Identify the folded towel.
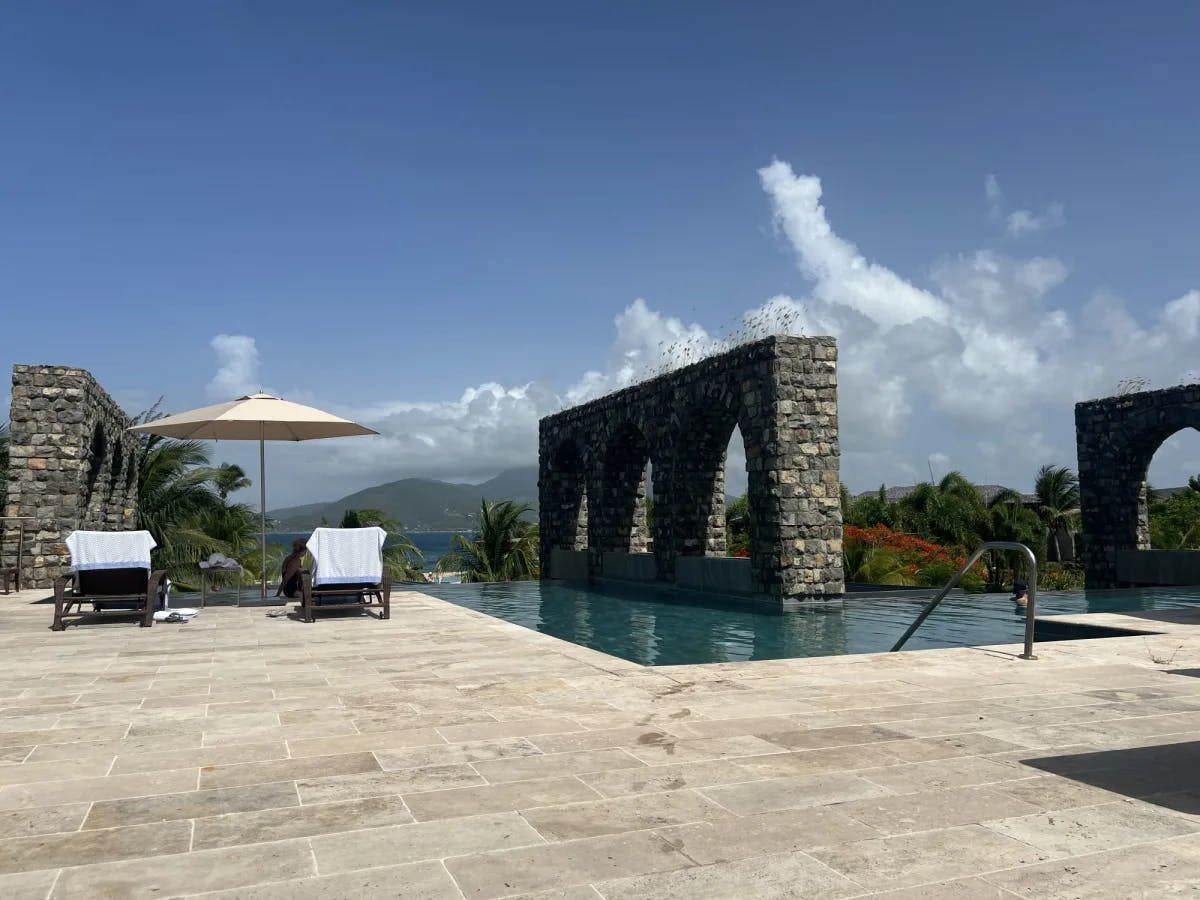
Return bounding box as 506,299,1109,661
307,527,386,586
66,531,157,571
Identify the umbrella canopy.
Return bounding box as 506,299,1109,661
129,394,378,603
130,394,377,442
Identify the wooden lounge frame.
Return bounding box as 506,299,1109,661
299,571,391,623
52,567,166,631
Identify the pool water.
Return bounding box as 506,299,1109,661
415,580,1200,666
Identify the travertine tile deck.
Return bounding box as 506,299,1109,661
1,588,1200,898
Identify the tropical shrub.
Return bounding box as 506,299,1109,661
436,499,539,582
843,524,985,591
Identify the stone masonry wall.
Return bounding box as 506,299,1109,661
5,365,138,588
1076,384,1200,588
539,335,843,599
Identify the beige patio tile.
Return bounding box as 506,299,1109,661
833,784,1041,835
985,800,1200,856
311,812,546,873
0,725,128,749
24,732,201,762
701,771,894,815
0,819,191,874
733,744,904,777
0,868,62,900
375,737,543,771
50,838,316,898
84,781,300,830
595,850,861,899
807,824,1050,891
530,727,678,754
404,775,601,821
0,802,90,839
109,740,288,775
199,750,379,789
0,768,199,811
436,717,584,743
578,758,767,798
473,748,645,784
623,734,784,765
297,765,485,804
177,859,463,899
856,756,1028,793
192,795,413,849
986,774,1125,811
445,831,692,899
520,789,724,841
287,728,446,758
655,805,878,863
761,723,911,750
0,757,114,787
863,876,1022,898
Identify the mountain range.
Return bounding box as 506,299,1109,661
269,466,539,532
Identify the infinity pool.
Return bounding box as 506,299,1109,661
416,580,1200,666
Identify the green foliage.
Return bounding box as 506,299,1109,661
842,543,912,586
726,493,750,556
845,484,898,529
436,499,539,582
896,472,986,547
1149,480,1200,549
1040,562,1086,591
337,508,424,580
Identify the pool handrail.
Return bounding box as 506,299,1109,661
889,541,1038,660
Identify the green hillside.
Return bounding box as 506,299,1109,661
270,466,538,531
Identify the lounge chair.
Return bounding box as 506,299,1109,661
299,526,391,623
53,530,166,631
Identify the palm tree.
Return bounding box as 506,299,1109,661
212,463,251,500
981,489,1045,589
338,508,423,580
896,472,985,548
436,499,539,582
1033,464,1080,562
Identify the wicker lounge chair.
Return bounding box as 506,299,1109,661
299,526,391,623
52,530,165,631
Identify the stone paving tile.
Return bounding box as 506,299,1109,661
311,812,546,873
595,850,862,899
701,771,894,815
832,784,1042,835
0,725,128,749
193,794,414,849
656,805,878,863
0,768,199,811
807,824,1051,891
286,727,446,757
473,748,646,784
24,732,201,762
177,859,464,899
445,831,692,899
577,758,765,798
0,868,62,900
734,744,904,777
622,734,784,765
982,833,1200,898
0,757,113,786
110,740,288,775
376,736,544,770
530,727,680,754
199,750,379,789
84,781,300,830
0,802,90,839
861,876,1022,898
856,756,1029,793
296,765,485,804
985,800,1200,856
50,839,317,899
761,724,911,750
437,717,586,743
0,819,192,874
985,774,1126,811
405,775,601,822
519,789,725,841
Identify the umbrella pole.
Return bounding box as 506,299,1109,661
260,426,267,604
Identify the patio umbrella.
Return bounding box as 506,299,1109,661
129,394,378,601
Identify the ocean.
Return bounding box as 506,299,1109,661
268,531,463,570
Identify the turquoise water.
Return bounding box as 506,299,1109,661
415,580,1200,666
270,531,459,570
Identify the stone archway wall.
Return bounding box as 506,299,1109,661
1076,384,1200,588
538,335,843,599
5,365,138,588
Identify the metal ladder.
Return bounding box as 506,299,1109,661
890,541,1038,660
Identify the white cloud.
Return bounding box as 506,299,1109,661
206,335,265,400
984,174,1065,236
214,162,1200,507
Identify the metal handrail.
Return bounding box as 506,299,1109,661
889,541,1038,660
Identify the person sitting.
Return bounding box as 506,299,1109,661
278,539,307,599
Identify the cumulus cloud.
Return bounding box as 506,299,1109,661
206,335,265,400
218,162,1200,506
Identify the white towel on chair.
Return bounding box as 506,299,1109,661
66,530,157,571
307,527,386,586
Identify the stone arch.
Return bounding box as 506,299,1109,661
81,421,107,514
595,420,651,554
1076,385,1200,587
544,437,588,553
538,336,843,600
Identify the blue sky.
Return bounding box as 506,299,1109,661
3,2,1199,506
